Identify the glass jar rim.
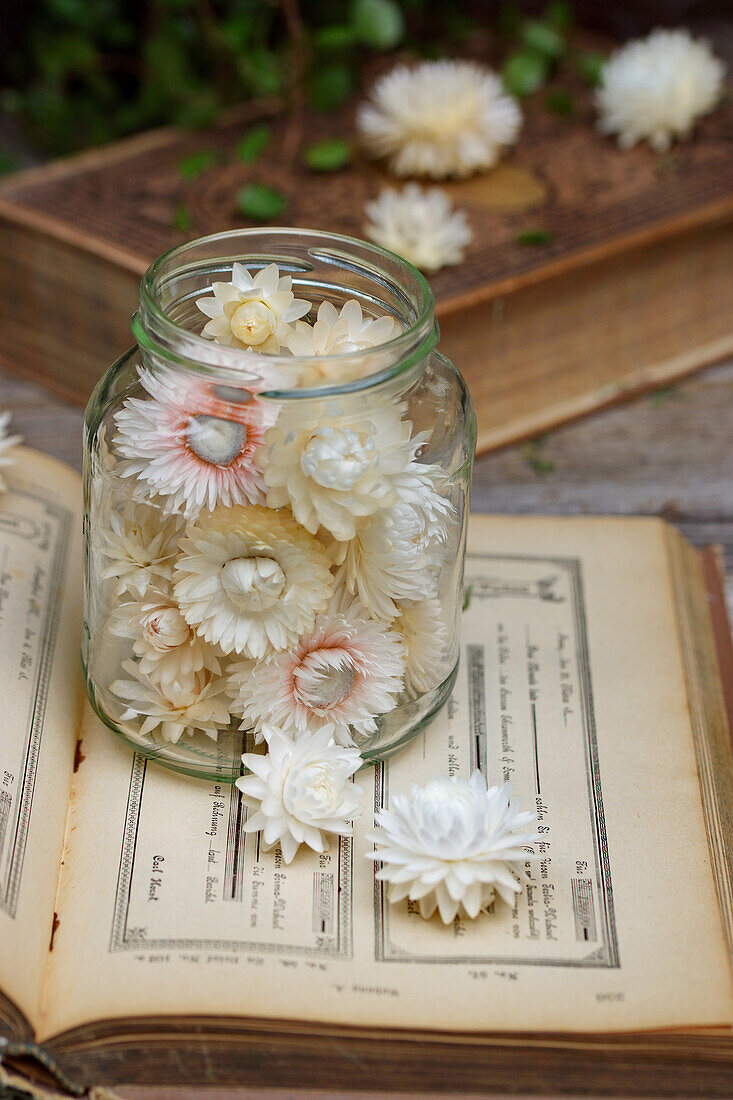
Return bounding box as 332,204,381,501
135,227,437,398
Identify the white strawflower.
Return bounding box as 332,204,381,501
196,262,311,353
108,593,221,693
109,661,231,743
394,598,448,695
368,773,537,923
228,598,405,745
237,727,363,863
0,409,22,492
114,371,274,520
358,60,521,178
330,502,443,622
287,299,401,357
259,404,421,542
596,29,725,152
365,185,473,273
173,505,333,658
100,505,181,599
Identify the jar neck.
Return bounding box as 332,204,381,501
133,228,437,400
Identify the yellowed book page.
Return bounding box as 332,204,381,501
40,516,733,1041
0,447,83,1031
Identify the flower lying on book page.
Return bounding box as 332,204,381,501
0,409,22,492
368,772,538,923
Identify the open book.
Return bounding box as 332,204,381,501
1,447,732,1096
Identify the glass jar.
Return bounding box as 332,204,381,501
83,229,475,781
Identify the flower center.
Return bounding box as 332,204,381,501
220,555,286,611
186,415,246,466
230,300,275,346
283,762,338,817
144,607,191,650
293,649,357,711
300,427,373,490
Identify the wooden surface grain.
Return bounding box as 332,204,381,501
2,358,731,613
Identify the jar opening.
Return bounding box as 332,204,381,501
135,228,436,398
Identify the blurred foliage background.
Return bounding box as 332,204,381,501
0,0,724,161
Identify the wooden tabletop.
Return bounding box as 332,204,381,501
2,358,732,615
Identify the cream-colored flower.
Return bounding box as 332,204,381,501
0,409,22,492
368,773,537,923
330,502,442,622
259,403,420,542
228,598,405,745
358,60,521,179
100,505,181,599
173,505,333,658
596,29,725,152
196,262,311,353
287,300,400,357
365,185,472,273
109,661,231,743
109,592,221,692
237,727,363,863
394,598,448,695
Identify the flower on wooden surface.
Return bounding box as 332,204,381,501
227,597,405,745
109,592,221,693
258,403,420,542
100,504,181,599
596,29,725,152
365,185,472,274
368,773,537,923
236,727,363,863
109,660,230,743
173,504,333,659
196,262,311,353
114,371,274,520
286,299,401,359
358,60,521,179
0,409,22,493
394,598,448,695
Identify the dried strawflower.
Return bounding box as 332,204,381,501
173,504,333,658
259,403,422,542
365,185,472,274
109,661,231,743
115,371,273,519
236,727,363,863
358,60,521,179
0,409,22,492
228,598,405,745
596,29,725,152
109,593,221,693
368,773,537,923
286,300,400,357
196,262,310,353
100,504,181,599
330,501,444,622
394,598,448,695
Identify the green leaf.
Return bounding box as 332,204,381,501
235,124,271,163
502,51,550,97
545,88,575,116
576,50,606,87
0,153,18,176
172,203,193,233
237,183,288,221
520,20,565,60
516,228,556,246
178,149,217,180
543,1,574,30
520,437,555,475
350,0,404,50
304,138,352,171
314,25,357,50
308,64,354,112
462,584,474,612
